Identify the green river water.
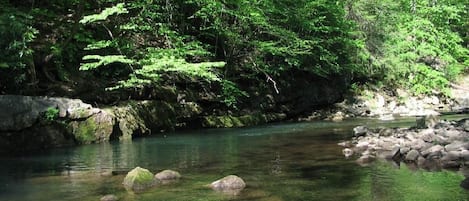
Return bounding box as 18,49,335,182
1,116,469,201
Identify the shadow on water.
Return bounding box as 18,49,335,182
0,116,469,200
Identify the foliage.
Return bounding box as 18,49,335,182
0,4,38,88
221,80,249,108
79,2,226,92
0,7,37,67
79,3,128,24
347,0,469,95
188,0,361,77
2,0,468,108
79,3,135,72
44,107,60,121
80,55,135,70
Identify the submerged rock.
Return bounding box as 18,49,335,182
356,155,375,165
154,170,181,184
123,167,156,192
210,175,246,194
100,194,118,201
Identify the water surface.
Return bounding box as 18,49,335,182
0,117,468,201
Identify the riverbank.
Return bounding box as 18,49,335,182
0,95,288,154
339,116,469,170
2,74,468,155
301,75,469,122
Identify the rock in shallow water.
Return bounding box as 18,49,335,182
353,126,368,137
356,155,375,166
100,194,118,201
210,175,246,195
342,148,354,157
122,167,156,192
390,146,401,161
405,150,420,161
155,169,181,184
421,145,444,157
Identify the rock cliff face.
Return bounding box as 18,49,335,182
0,95,191,154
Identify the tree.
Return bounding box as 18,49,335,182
347,0,469,95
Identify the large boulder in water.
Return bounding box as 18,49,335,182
0,95,114,153
0,95,99,131
123,167,156,192
209,175,246,194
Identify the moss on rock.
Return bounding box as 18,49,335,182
123,167,156,192
67,111,114,144
74,117,97,144
202,113,286,128
112,100,178,140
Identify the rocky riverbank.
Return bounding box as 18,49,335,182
0,95,289,154
339,116,469,170
0,70,348,154
302,75,469,121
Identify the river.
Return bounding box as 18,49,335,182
0,116,468,201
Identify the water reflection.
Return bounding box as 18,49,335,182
0,118,469,201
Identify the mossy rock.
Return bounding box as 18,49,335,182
67,111,114,144
123,167,157,192
112,100,178,140
202,113,286,128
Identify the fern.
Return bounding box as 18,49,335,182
83,40,113,50
79,55,135,70
114,56,224,89
79,3,128,24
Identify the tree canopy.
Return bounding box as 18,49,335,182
0,0,467,100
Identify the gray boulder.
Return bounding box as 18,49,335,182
353,126,368,137
405,150,420,161
0,95,115,153
0,95,96,131
458,119,469,132
342,148,354,157
210,175,246,194
155,170,181,184
416,115,439,129
461,150,469,161
400,147,411,155
442,151,461,161
421,145,444,157
390,146,401,161
445,141,469,152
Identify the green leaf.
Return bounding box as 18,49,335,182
0,62,9,68
80,3,128,24
84,40,113,50
80,55,135,70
